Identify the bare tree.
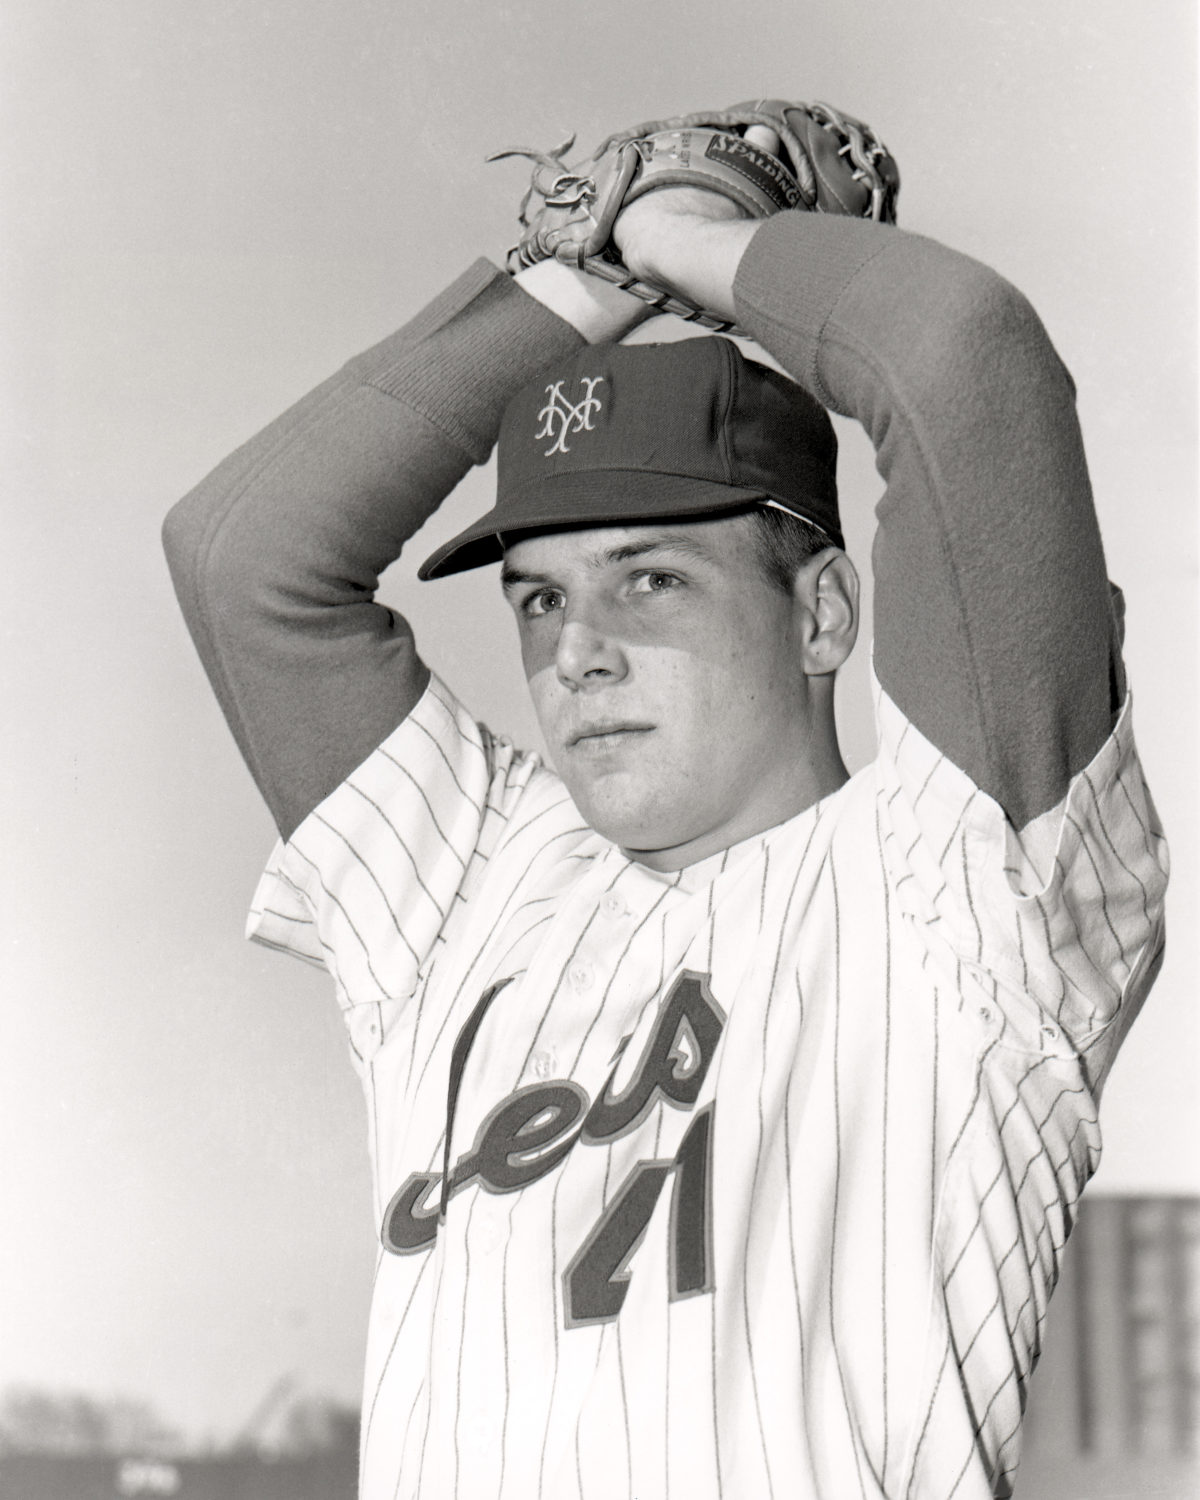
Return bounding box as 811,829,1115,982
0,1387,180,1455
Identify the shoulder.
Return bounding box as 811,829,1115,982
870,669,1167,1066
246,673,590,1000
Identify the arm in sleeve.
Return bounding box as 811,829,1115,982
733,214,1123,828
162,261,585,840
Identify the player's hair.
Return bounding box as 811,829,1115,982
747,506,836,592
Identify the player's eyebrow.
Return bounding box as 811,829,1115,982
500,531,718,593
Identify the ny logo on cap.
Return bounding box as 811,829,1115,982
535,377,605,456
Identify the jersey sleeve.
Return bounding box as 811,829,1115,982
872,666,1168,1083
245,673,575,1008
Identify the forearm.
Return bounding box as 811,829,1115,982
164,261,586,839
731,213,1119,824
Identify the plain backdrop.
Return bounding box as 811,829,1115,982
1,0,1195,1445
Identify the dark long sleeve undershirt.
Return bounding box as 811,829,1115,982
164,263,585,837
164,216,1121,841
735,215,1121,828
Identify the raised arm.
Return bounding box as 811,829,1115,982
612,200,1122,828
164,262,647,839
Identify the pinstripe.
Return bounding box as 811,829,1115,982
1007,1078,1096,1205
966,1167,1077,1364
247,930,329,968
394,1375,427,1500
928,1037,1002,1270
414,1230,452,1496
361,1252,434,1458
936,791,974,869
1028,891,1069,1023
497,1221,512,1500
368,1048,384,1219
928,958,940,1245
616,1304,634,1500
826,849,870,1500
903,1340,953,1495
959,832,985,964
315,802,446,938
1113,761,1153,841
409,707,479,800
493,792,587,857
940,1061,1058,1289
1013,899,1030,994
1083,767,1153,925
571,1149,620,1499
1044,848,1123,1003
375,756,468,876
1063,807,1131,977
258,903,313,926
451,1190,483,1495
537,1193,565,1499
285,845,393,994
911,749,940,808
736,851,777,1500
340,783,455,922
663,1124,674,1500
781,1054,814,1493
875,794,893,1480
943,1358,1021,1500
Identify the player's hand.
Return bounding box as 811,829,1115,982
606,126,781,323
611,127,779,293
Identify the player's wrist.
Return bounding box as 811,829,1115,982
614,204,759,325
514,259,655,343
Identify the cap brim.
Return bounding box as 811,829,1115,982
418,469,771,580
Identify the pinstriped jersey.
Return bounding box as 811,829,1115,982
248,670,1166,1500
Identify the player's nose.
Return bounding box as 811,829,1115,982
555,612,629,690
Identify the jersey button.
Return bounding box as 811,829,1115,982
601,891,626,918
569,962,594,991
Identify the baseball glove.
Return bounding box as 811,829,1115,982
489,98,899,333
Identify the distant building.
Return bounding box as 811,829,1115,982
1,1197,1196,1499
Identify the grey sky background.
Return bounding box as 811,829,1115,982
2,0,1195,1445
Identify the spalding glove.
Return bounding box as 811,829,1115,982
489,98,900,333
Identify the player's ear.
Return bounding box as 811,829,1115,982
792,549,859,676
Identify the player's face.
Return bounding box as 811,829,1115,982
501,515,851,871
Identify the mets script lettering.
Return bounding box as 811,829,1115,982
535,376,605,456
382,970,725,1324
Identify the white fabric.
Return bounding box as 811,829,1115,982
248,672,1166,1500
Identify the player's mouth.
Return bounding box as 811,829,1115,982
567,723,655,752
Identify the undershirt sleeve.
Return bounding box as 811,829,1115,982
733,214,1124,828
163,262,584,840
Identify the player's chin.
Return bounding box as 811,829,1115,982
566,775,697,856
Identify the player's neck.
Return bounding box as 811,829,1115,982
624,732,849,874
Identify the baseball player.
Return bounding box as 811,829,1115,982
164,100,1167,1499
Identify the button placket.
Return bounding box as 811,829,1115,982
568,962,595,992
601,890,627,919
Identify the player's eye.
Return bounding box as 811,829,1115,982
522,587,566,618
629,570,682,595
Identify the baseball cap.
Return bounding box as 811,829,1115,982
417,336,841,580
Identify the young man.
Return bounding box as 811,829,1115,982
164,112,1166,1499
